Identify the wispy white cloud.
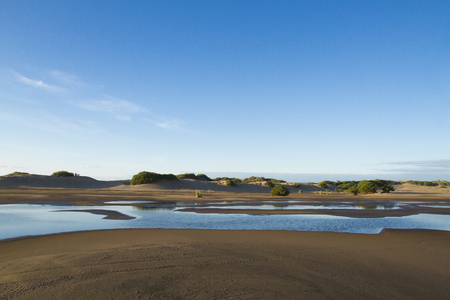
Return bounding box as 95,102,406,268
49,70,84,87
155,119,186,129
73,96,146,121
11,71,64,93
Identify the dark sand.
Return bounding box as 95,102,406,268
1,229,449,299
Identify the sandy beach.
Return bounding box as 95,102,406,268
1,229,449,299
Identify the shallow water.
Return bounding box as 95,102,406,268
0,203,449,240
183,204,401,210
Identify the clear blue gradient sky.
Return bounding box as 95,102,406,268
1,0,449,181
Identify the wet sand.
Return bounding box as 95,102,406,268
1,229,449,299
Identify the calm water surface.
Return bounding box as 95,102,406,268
0,203,449,240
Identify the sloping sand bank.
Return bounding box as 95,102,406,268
1,229,449,299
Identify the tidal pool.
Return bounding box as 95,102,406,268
0,203,449,240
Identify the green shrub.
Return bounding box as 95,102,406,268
381,184,395,193
195,191,203,198
270,185,290,196
242,176,285,184
225,179,236,186
292,183,300,188
131,171,159,185
4,172,30,177
318,182,328,189
408,180,436,186
197,174,212,181
214,177,241,183
320,180,335,185
159,174,178,180
357,181,378,194
338,182,356,189
131,171,178,185
372,179,394,188
438,180,449,188
346,185,359,195
298,189,303,193
264,181,275,187
177,173,197,180
51,171,75,177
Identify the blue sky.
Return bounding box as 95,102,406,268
1,0,449,181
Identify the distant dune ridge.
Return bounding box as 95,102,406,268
0,174,126,189
0,173,449,194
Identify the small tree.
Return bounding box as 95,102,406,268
270,185,290,196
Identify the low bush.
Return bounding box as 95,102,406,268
225,179,236,186
213,177,241,183
270,185,290,196
4,172,30,177
197,174,212,181
177,173,197,180
159,174,178,180
408,180,436,186
438,180,450,188
264,181,275,187
130,171,178,185
318,182,328,189
51,171,75,177
381,184,395,193
195,191,203,198
242,176,285,184
357,181,378,194
337,182,357,189
131,171,159,185
292,183,300,188
320,180,335,185
372,179,394,188
346,185,359,195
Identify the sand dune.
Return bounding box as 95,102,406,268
3,174,449,195
0,174,126,189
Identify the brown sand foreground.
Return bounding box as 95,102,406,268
1,229,449,299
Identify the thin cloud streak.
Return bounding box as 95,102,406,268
12,71,64,93
155,119,186,129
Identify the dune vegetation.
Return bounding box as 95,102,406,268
51,171,76,177
270,185,290,196
4,171,30,177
